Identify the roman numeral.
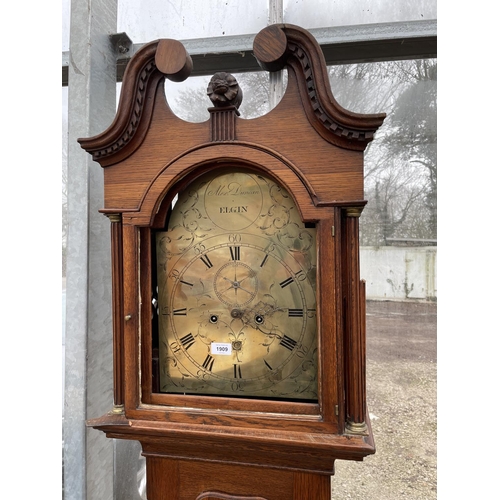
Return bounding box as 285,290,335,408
229,246,240,261
264,359,273,371
288,309,304,317
260,254,269,267
200,254,213,269
280,335,298,351
233,364,242,378
279,276,294,288
179,333,195,350
202,354,215,371
180,280,193,287
173,308,187,315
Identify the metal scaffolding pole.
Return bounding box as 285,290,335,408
269,0,284,110
64,0,116,498
62,20,437,86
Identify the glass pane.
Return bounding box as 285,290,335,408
284,0,437,28
327,60,437,252
118,0,268,43
328,59,437,497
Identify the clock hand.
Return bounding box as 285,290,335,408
238,274,254,285
236,284,254,296
221,276,253,295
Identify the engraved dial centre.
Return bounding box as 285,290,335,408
214,261,258,307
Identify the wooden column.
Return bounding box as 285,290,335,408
209,106,238,141
121,223,142,410
107,213,125,412
343,207,367,434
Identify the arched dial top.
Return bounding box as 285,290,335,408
155,169,318,401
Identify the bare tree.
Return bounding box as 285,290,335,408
387,60,437,239
329,60,437,244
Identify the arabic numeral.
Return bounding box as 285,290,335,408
265,242,276,254
231,380,244,392
295,270,306,281
170,341,181,354
168,268,180,281
228,234,241,243
296,345,308,358
193,243,206,255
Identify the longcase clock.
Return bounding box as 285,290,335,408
80,24,386,500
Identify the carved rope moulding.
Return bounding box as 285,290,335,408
93,60,157,160
288,43,372,143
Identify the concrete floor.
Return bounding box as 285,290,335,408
331,300,437,499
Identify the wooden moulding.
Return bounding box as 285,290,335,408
86,411,375,475
253,24,386,151
78,24,385,170
196,493,268,500
77,39,193,167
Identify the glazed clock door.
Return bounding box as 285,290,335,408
155,168,318,402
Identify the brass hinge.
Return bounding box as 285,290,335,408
332,225,335,237
335,404,339,416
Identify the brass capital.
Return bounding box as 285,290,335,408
345,420,368,436
106,213,122,223
345,207,364,218
111,404,125,415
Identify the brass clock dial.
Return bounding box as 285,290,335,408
156,169,317,401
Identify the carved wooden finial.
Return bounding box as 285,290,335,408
207,72,243,109
155,39,193,82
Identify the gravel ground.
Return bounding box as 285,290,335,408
331,300,437,499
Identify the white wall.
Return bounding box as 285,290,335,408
360,246,437,301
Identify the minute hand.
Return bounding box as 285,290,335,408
222,277,254,296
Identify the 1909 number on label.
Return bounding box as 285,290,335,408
211,342,232,355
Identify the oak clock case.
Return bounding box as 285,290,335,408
154,168,318,402
79,25,386,500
